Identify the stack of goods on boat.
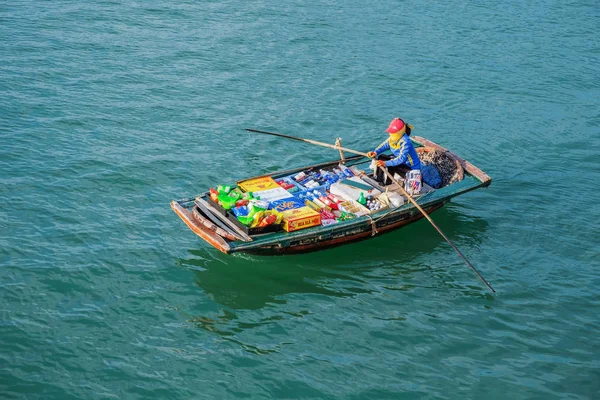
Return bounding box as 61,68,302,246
206,164,410,234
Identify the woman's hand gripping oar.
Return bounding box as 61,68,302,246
246,128,496,293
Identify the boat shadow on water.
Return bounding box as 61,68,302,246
175,204,490,345
178,204,490,308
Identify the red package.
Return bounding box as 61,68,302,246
235,199,249,207
319,196,339,210
277,180,295,190
258,214,277,227
209,188,219,202
327,194,341,203
320,209,336,220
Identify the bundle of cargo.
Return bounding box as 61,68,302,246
202,162,397,234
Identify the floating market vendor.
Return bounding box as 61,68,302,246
367,117,421,184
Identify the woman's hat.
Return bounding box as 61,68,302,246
385,118,405,134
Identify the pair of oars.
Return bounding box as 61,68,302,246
246,128,496,294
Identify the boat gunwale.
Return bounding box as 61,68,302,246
411,136,492,186
228,176,484,252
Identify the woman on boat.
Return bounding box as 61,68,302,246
367,117,421,184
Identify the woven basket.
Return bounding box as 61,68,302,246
416,147,464,186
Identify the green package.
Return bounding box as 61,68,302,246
246,203,266,218
237,216,254,226
217,185,232,195
229,188,243,200
217,193,237,210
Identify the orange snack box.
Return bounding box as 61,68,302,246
238,176,280,192
281,206,321,232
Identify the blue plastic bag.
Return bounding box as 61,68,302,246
232,205,249,217
421,164,442,189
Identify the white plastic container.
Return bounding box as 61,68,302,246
404,170,422,195
329,180,381,203
253,187,295,202
369,160,377,171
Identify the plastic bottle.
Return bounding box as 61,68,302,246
321,170,339,184
357,192,366,205
333,168,346,180
293,172,307,182
339,164,354,178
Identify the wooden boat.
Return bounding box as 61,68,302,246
171,136,491,255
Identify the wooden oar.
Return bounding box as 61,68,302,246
379,168,495,293
246,128,496,293
246,128,370,157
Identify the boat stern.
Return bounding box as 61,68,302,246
170,199,231,253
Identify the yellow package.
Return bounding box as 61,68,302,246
238,176,280,192
250,211,265,228
270,209,283,224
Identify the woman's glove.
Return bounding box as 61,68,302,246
375,160,387,168
367,151,377,158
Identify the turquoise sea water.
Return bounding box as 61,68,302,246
2,0,599,398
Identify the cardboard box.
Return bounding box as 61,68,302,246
238,176,280,192
281,207,321,232
338,200,370,217
329,179,381,203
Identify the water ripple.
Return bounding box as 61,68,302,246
2,0,599,398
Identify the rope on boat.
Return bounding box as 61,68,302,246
366,214,379,236
366,190,435,236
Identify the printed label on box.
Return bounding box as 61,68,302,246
281,206,321,232
238,176,280,192
253,187,294,202
271,198,305,212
